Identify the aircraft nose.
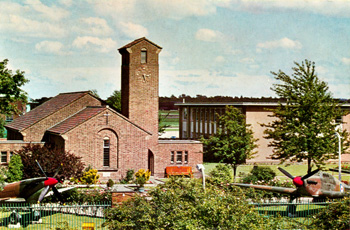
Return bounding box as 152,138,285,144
293,177,303,187
44,177,58,187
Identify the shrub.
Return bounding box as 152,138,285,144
43,187,111,203
104,177,285,229
310,198,350,230
6,154,23,182
134,169,151,187
241,166,276,184
207,164,232,185
80,168,100,185
107,179,114,188
120,169,134,184
16,144,84,180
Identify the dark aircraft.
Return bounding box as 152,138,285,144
0,176,64,203
233,167,350,215
0,161,68,225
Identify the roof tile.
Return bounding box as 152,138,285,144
6,92,90,131
47,106,106,134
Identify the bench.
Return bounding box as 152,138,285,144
166,166,193,177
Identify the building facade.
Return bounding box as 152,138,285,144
177,100,350,163
1,38,203,180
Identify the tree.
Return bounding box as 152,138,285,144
0,59,29,137
202,106,258,182
6,154,23,182
89,89,100,98
106,90,121,112
158,111,171,135
262,60,350,173
16,144,85,180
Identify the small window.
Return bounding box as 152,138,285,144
103,138,110,167
171,151,174,164
1,152,7,163
184,151,188,164
141,49,147,63
6,115,13,122
176,151,182,163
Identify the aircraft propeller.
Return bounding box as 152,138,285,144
278,167,319,187
36,160,64,203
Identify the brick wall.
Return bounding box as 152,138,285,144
0,141,44,164
156,140,203,178
59,108,152,181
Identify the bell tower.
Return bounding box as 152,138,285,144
118,38,162,136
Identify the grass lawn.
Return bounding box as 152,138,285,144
203,163,350,182
0,212,107,229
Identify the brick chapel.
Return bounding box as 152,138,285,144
1,38,203,180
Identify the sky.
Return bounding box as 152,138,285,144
0,0,349,100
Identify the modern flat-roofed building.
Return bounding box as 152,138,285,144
176,99,350,163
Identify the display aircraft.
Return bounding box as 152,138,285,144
234,167,350,200
233,167,350,215
0,161,70,226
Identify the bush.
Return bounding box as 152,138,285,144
80,168,100,185
107,179,114,188
104,177,285,229
134,169,151,187
16,144,84,180
207,164,232,185
241,166,276,184
120,169,134,184
6,154,23,182
310,198,350,230
43,187,111,203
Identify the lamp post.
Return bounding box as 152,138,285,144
335,131,342,181
196,164,205,191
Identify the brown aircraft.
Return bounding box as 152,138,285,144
233,167,350,201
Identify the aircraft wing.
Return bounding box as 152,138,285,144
44,187,75,197
233,183,297,195
317,190,350,199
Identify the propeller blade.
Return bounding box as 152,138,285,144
53,163,63,178
278,167,294,179
52,186,64,203
306,180,318,185
38,186,50,202
302,169,320,180
36,160,48,178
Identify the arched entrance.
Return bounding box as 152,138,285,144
148,150,154,176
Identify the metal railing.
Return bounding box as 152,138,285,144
0,202,111,229
252,201,330,229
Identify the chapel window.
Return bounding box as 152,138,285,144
103,138,110,167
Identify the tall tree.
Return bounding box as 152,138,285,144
262,60,350,173
202,106,258,182
106,90,121,112
0,59,29,137
6,154,23,183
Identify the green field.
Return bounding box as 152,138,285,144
203,163,350,182
0,212,107,229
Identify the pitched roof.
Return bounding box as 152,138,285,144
47,106,106,134
6,91,93,131
118,37,162,50
47,106,152,135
